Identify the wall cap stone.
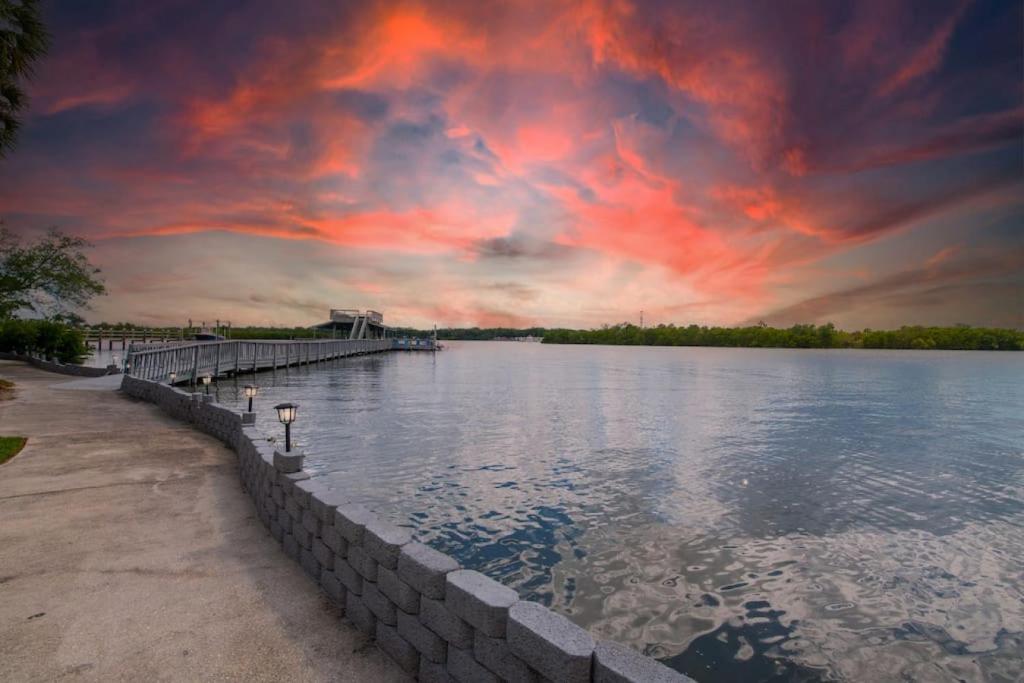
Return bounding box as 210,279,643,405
594,640,695,683
445,569,518,637
399,542,459,599
508,600,594,682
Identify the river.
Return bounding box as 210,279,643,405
211,341,1024,682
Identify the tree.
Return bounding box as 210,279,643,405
1,0,49,157
0,227,106,319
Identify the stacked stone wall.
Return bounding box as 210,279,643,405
121,374,691,683
0,351,118,377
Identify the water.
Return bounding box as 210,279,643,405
213,342,1024,682
84,347,123,368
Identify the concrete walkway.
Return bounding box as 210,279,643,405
0,361,407,682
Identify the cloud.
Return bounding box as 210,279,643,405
755,248,1024,327
0,0,1020,328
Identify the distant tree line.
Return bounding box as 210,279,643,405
540,323,1023,351
393,326,548,340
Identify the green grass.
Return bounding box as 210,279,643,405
0,436,27,465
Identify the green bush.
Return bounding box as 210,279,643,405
0,319,87,363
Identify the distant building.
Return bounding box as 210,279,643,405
313,309,391,340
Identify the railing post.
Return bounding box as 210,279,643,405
214,343,221,378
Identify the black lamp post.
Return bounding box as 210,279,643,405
201,374,212,394
274,402,298,452
244,384,258,412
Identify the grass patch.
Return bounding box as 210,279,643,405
0,436,27,465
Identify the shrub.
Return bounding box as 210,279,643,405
0,318,87,364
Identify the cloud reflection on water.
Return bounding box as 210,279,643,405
216,342,1024,682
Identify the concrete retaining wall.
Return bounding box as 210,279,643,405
0,351,118,377
121,374,692,683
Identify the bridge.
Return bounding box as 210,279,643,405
126,338,394,384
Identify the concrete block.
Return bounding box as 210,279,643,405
292,478,321,508
362,581,397,625
364,519,412,569
278,511,292,535
310,487,350,522
594,640,694,683
284,496,301,521
321,570,346,606
293,525,314,551
283,532,299,561
397,609,446,663
420,596,474,649
300,548,322,582
241,411,256,425
302,509,322,536
345,591,376,635
376,622,420,674
273,448,304,473
334,557,364,595
271,484,284,506
399,542,459,599
475,631,540,683
312,539,335,570
445,570,518,637
448,645,499,683
334,503,376,545
419,657,454,683
322,524,347,556
269,520,283,543
377,566,420,613
507,601,594,683
347,544,378,582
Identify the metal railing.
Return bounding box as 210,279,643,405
126,338,392,383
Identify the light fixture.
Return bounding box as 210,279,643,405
201,374,212,394
244,384,258,412
274,402,299,452
169,371,177,385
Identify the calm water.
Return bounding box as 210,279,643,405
214,342,1024,682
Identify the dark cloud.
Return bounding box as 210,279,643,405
755,249,1024,327
471,235,578,261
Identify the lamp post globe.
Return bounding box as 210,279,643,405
169,371,177,385
274,402,299,452
201,374,212,394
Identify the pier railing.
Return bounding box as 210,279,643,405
126,338,392,383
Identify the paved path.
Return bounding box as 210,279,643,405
0,361,407,682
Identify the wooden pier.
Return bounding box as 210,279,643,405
85,327,183,350
126,338,392,384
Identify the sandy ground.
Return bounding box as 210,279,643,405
0,360,407,682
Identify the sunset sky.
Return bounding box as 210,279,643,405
1,0,1021,330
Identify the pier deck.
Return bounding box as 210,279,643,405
126,338,393,384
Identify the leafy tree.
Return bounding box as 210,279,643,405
0,227,106,319
1,0,49,157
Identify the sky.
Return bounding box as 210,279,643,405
1,0,1022,330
